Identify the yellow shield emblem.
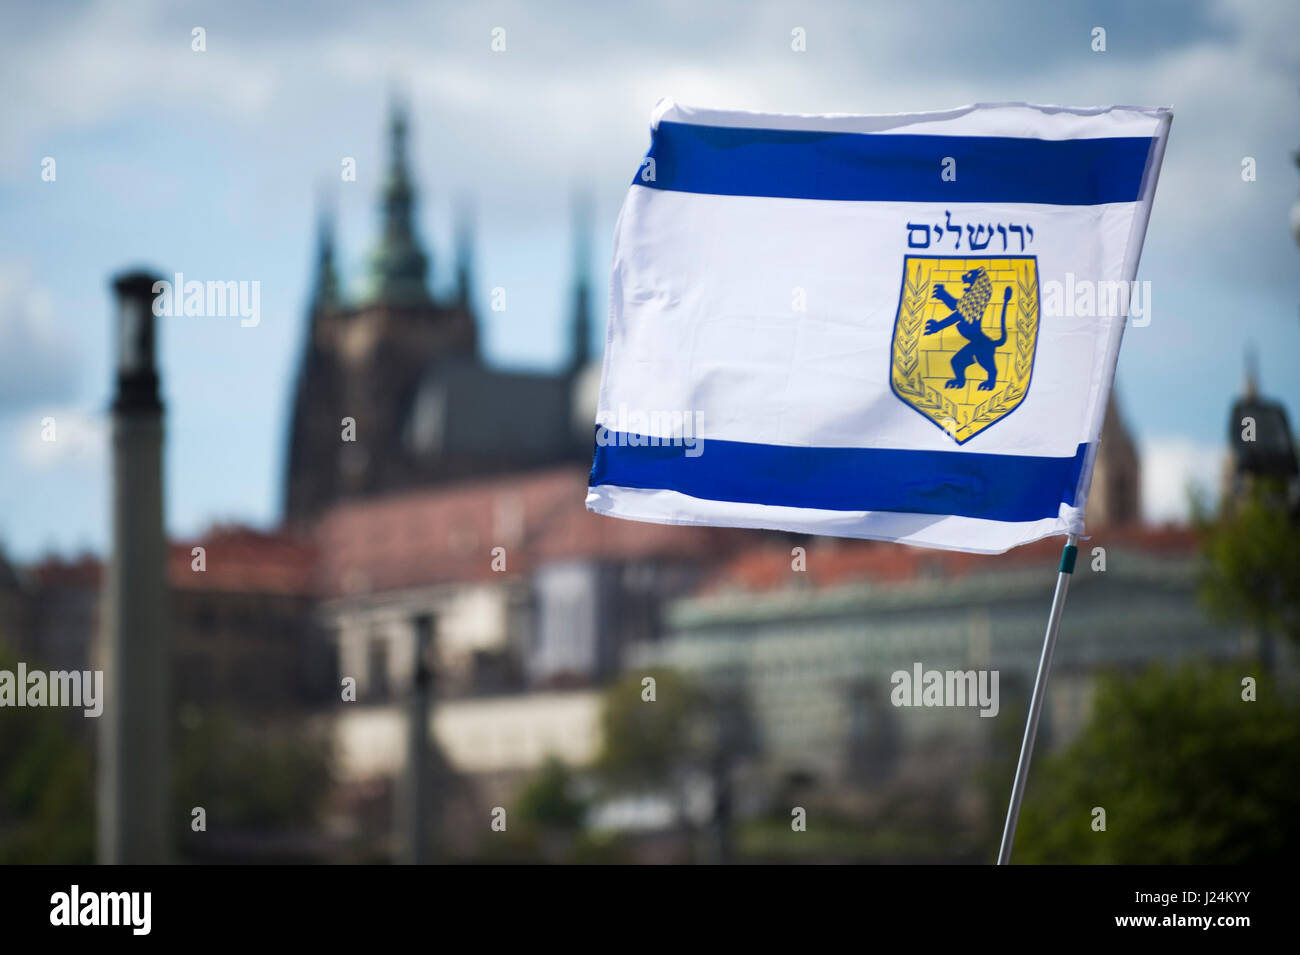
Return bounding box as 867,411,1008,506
890,255,1040,444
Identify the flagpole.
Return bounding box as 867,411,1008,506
996,532,1079,865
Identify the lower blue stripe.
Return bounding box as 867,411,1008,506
639,120,1153,206
590,433,1087,523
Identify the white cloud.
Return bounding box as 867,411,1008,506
17,407,106,470
1140,435,1226,523
0,267,81,407
0,1,276,179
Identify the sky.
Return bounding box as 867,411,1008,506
1,0,1298,561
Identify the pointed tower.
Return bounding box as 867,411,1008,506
567,192,593,375
453,198,475,313
284,199,348,526
369,100,432,305
310,203,340,316
1086,389,1142,526
566,192,602,449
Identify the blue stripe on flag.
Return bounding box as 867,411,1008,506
590,434,1088,523
638,121,1153,206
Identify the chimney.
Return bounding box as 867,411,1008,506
97,270,171,864
397,612,436,863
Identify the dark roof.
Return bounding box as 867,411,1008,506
406,356,577,463
1229,395,1298,478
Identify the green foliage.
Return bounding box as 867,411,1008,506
1197,480,1300,644
173,707,332,833
0,641,94,863
515,756,586,832
490,756,636,863
595,668,705,788
1015,662,1300,863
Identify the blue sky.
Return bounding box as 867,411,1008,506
1,0,1298,560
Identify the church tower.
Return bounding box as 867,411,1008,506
285,102,476,526
453,199,475,316
284,206,346,526
1086,390,1142,526
284,101,598,528
368,101,433,306
567,193,593,376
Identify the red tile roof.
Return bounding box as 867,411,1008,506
695,523,1201,596
169,525,316,595
314,466,750,596
22,475,1202,603
27,554,102,589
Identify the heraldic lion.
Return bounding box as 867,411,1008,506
923,266,1014,391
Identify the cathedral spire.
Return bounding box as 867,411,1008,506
368,98,432,305
310,199,340,315
567,192,593,373
454,197,474,310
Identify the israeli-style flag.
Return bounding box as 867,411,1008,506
587,100,1172,553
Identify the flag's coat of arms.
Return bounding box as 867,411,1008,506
891,255,1040,444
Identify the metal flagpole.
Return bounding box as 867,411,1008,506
997,533,1079,865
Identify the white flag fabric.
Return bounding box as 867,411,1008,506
587,100,1171,554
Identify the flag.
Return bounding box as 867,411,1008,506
587,100,1172,553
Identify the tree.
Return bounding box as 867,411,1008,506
516,756,586,833
1197,479,1300,645
0,641,93,863
173,706,333,854
1014,662,1300,863
595,669,705,789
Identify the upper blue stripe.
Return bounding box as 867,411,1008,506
590,433,1087,523
638,121,1153,206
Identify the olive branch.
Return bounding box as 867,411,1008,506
1015,267,1037,381
892,266,949,416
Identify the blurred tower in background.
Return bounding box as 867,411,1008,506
1085,391,1142,526
567,191,593,377
1223,352,1299,503
368,99,433,307
283,101,597,527
97,270,171,864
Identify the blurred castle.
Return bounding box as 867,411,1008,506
285,104,598,525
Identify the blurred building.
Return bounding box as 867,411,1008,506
641,529,1237,792
18,530,331,714
313,467,746,784
284,104,598,526
25,555,99,672
0,546,32,657
168,527,332,711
